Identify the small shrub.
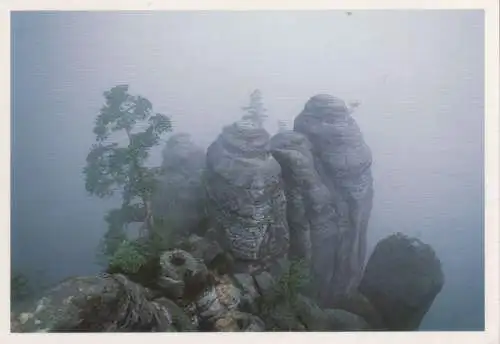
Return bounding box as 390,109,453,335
258,258,310,321
108,240,148,274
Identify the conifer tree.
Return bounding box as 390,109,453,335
242,89,267,128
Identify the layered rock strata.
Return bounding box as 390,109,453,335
205,119,289,272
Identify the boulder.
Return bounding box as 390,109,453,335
195,286,226,322
178,234,224,268
205,119,289,272
158,249,211,301
11,274,175,332
267,294,370,331
194,274,243,330
330,290,385,329
213,311,265,331
253,271,275,296
233,273,259,300
323,309,370,330
359,233,445,330
293,294,331,330
153,297,197,331
265,303,306,331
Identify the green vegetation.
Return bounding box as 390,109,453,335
83,85,173,261
274,258,310,303
108,240,148,274
102,214,185,285
257,258,311,328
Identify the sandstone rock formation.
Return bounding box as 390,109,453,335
11,274,176,332
293,94,374,303
270,131,339,296
157,248,211,301
152,133,207,236
12,92,448,333
205,119,289,273
359,232,445,330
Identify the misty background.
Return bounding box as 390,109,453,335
11,10,484,330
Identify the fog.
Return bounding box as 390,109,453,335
11,10,484,330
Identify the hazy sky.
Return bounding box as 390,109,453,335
11,10,484,330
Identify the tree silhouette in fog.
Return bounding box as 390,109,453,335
83,85,172,259
242,89,267,128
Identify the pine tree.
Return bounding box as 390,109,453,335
242,89,267,128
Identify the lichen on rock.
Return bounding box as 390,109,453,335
205,119,289,271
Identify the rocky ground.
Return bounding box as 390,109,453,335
11,231,443,332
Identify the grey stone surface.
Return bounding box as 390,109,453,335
158,249,209,300
293,94,374,303
323,308,370,330
213,311,265,331
152,133,207,236
253,271,275,295
179,234,224,267
270,131,339,298
11,274,175,332
205,119,289,269
330,290,384,329
359,233,445,330
153,297,197,331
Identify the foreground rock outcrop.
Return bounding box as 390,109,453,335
358,233,445,330
205,119,289,273
293,94,374,304
10,237,370,333
11,274,177,332
11,232,443,333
